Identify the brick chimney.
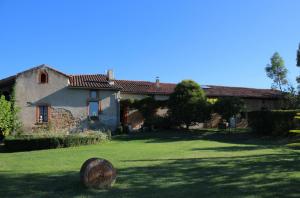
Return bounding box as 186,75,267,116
155,76,160,88
107,69,114,85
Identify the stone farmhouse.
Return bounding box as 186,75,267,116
0,65,282,132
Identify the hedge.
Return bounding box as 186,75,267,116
248,110,298,136
4,132,109,152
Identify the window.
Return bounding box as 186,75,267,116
39,72,48,84
89,101,99,117
88,91,100,119
38,105,48,123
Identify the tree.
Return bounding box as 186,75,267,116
296,44,300,90
281,84,300,109
0,95,13,138
213,97,245,121
297,43,300,67
265,52,288,91
168,80,210,129
0,90,21,140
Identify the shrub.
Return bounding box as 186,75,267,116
168,80,211,129
0,92,21,138
4,132,109,152
0,95,13,137
248,110,297,136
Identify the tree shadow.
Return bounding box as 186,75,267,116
191,145,271,152
117,153,300,197
1,153,300,197
113,130,287,147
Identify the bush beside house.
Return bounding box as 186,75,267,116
248,110,298,136
4,132,110,152
0,94,20,141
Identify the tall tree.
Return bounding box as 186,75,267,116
296,44,300,89
265,52,288,91
168,80,210,129
297,43,300,67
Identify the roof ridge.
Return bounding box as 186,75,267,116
206,85,277,91
115,79,153,83
69,74,106,77
115,79,177,85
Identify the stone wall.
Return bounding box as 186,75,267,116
127,109,144,130
50,107,80,132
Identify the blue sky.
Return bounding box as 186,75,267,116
0,0,299,88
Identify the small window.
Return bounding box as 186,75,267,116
38,105,48,123
40,72,48,84
89,101,99,117
90,90,97,99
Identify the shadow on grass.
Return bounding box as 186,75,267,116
1,153,300,198
113,130,286,147
191,145,271,152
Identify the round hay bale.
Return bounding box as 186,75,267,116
80,158,116,189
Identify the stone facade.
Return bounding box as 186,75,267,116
50,107,81,132
14,66,120,133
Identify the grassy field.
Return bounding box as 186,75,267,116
1,130,300,198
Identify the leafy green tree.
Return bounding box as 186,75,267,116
168,80,210,129
265,52,288,91
281,84,300,109
0,89,21,139
297,43,300,67
296,44,300,90
213,97,245,121
0,95,13,137
10,90,21,135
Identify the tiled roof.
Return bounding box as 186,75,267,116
114,81,282,99
45,72,285,99
114,80,175,95
0,75,16,88
204,85,282,99
69,74,122,90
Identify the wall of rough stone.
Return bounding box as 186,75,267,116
50,107,81,132
127,109,144,130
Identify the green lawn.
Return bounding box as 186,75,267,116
1,131,300,198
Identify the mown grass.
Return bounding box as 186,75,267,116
1,130,300,198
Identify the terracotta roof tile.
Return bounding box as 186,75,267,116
114,80,175,95
68,75,282,99
204,85,282,99
69,75,122,90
